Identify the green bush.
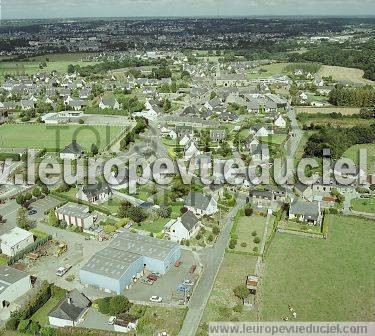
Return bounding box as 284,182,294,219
17,319,30,332
251,230,257,236
253,236,261,244
97,297,111,315
5,317,18,331
233,303,243,313
240,242,247,248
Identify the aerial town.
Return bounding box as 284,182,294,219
0,9,374,336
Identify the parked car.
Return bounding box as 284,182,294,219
183,279,194,286
149,296,163,303
147,274,158,282
141,278,154,285
174,260,182,267
107,316,116,325
56,266,71,277
28,208,37,215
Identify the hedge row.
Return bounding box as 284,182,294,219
0,152,21,161
7,235,52,265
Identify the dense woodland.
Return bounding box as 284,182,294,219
328,85,375,107
304,124,375,159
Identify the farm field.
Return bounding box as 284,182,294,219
318,65,375,85
259,215,374,321
0,124,123,151
198,253,258,335
296,106,361,115
343,143,375,174
350,197,375,213
247,62,291,79
0,56,99,79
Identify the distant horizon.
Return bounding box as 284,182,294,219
2,14,375,22
1,0,375,20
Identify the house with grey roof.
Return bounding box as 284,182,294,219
59,140,84,160
210,129,226,142
204,96,222,111
163,210,200,242
185,191,218,216
99,95,120,109
76,181,111,205
0,265,32,312
289,199,322,226
48,289,91,327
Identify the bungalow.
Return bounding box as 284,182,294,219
185,191,218,216
184,140,201,159
69,99,86,111
250,189,274,207
289,199,322,226
99,95,120,110
55,202,94,230
161,127,177,139
163,211,200,242
59,140,84,160
48,289,91,327
204,97,222,111
251,125,271,137
244,135,260,151
181,105,199,117
176,125,193,139
76,181,112,204
20,100,34,111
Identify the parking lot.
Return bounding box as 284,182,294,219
125,249,199,304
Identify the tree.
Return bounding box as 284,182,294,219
48,210,59,227
59,220,67,229
233,284,249,304
158,206,172,218
32,188,41,198
244,207,253,216
97,297,111,315
16,194,25,205
42,185,50,195
91,143,99,156
17,208,33,230
108,296,131,316
212,226,220,236
28,321,40,335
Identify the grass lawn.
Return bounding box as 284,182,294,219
247,62,291,79
259,134,287,145
350,197,375,213
136,305,187,336
198,253,258,335
343,143,375,174
137,217,170,233
30,229,49,239
296,107,361,115
0,256,8,265
31,295,64,326
259,215,375,321
0,124,122,151
233,214,268,253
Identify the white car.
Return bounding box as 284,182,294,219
107,316,116,325
183,279,194,286
56,267,69,277
149,296,163,303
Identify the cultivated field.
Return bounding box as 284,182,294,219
0,124,123,151
296,106,361,115
318,65,375,85
259,215,375,321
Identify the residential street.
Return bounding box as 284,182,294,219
178,196,246,336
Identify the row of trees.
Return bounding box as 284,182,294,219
328,85,375,107
119,117,148,151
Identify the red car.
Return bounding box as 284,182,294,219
147,274,158,282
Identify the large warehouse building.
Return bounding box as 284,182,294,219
80,231,181,294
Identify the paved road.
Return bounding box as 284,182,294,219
179,197,246,336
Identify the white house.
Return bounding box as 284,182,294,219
0,266,32,312
185,191,218,216
289,199,322,226
55,202,94,230
184,141,201,159
161,127,177,139
274,115,286,128
48,289,91,327
163,211,200,242
0,227,34,257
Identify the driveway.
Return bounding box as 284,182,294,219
78,308,114,331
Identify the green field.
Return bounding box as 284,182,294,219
0,124,122,151
198,253,258,335
259,215,374,321
260,134,287,145
350,197,375,213
343,143,375,174
247,62,291,79
0,54,99,78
